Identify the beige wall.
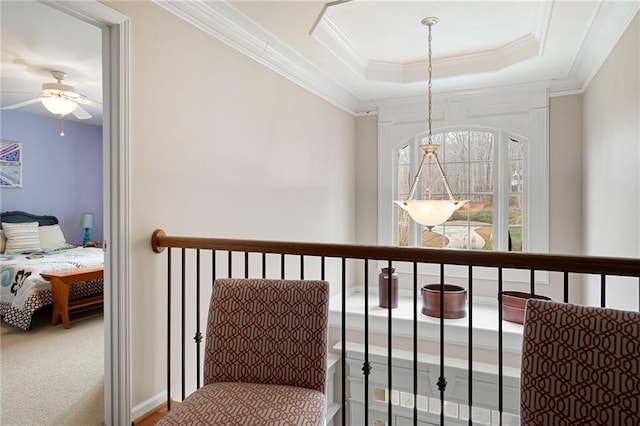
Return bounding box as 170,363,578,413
548,94,584,302
582,11,639,309
549,94,583,257
105,1,356,410
355,114,378,245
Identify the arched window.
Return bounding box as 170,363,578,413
395,128,524,252
377,88,548,281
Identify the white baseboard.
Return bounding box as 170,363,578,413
131,391,168,421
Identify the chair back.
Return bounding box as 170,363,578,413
204,278,329,392
520,299,640,425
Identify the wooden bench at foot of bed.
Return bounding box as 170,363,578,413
41,266,104,329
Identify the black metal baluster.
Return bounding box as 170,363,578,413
212,250,217,283
321,257,325,281
564,272,569,303
601,274,606,307
438,263,447,425
281,254,285,279
530,269,535,297
341,257,346,426
363,259,370,426
388,259,393,426
468,265,473,426
300,255,304,279
413,262,418,426
181,248,186,401
195,250,202,389
498,267,503,425
166,248,172,411
228,250,232,278
262,253,266,278
244,252,249,278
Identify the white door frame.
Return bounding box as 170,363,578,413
45,2,131,424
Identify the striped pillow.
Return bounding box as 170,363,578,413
2,222,42,254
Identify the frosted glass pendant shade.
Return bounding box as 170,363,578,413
394,199,467,228
41,96,77,116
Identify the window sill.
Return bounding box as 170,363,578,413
329,291,524,355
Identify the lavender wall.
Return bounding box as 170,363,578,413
0,110,103,245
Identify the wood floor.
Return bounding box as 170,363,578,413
132,401,178,426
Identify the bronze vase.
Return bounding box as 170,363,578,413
378,268,398,309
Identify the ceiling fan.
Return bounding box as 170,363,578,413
1,70,101,119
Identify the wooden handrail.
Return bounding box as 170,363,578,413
151,229,640,277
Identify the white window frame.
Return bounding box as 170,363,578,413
377,86,549,283
397,127,521,251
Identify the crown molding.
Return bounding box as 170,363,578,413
534,0,554,56
311,14,367,78
313,1,553,84
375,80,552,122
549,88,584,98
152,0,361,115
367,34,539,84
152,0,636,117
569,0,640,91
549,78,584,96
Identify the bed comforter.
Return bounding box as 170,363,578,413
0,247,104,330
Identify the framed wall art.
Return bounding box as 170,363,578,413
0,140,23,188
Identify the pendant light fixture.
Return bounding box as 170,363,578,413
394,17,467,230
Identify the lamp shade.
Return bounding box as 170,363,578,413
394,199,468,228
80,213,95,229
41,96,77,116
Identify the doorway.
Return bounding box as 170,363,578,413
0,0,130,423
39,2,131,424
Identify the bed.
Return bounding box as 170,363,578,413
0,211,104,330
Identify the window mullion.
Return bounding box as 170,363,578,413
411,135,422,247
493,131,508,251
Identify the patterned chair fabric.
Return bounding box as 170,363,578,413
157,382,326,425
520,299,640,426
158,278,330,425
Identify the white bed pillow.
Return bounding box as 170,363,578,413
2,222,42,254
0,230,5,253
39,224,67,250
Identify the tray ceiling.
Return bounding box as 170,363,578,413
2,1,638,124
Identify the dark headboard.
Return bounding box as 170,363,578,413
0,211,59,228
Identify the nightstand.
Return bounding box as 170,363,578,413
83,241,103,248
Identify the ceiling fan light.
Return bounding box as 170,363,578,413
40,96,76,116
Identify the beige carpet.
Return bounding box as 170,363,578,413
0,306,104,426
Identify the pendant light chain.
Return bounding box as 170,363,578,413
428,21,433,143
426,20,434,198
393,17,467,229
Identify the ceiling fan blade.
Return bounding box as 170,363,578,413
2,98,40,110
76,97,102,108
71,104,92,119
0,90,40,96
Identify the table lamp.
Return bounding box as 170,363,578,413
80,213,95,246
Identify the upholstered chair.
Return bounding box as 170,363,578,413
158,278,330,425
520,299,640,425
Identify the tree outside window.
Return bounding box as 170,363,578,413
396,129,523,251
